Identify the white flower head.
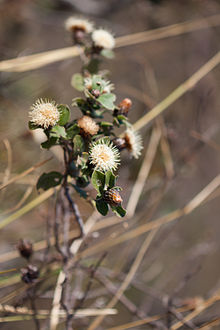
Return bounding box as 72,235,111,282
123,128,143,159
65,17,94,33
89,138,120,172
29,99,60,129
78,116,99,136
84,76,114,94
92,29,115,49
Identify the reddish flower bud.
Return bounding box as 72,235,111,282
114,98,132,117
104,189,122,207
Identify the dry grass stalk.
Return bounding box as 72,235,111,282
133,51,220,131
126,126,162,217
0,15,219,72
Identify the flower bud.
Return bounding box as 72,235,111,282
21,265,39,284
114,98,132,117
17,239,33,260
103,189,122,207
113,138,126,151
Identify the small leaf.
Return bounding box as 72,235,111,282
66,124,80,139
97,93,116,110
37,172,63,190
58,105,70,126
29,121,40,130
101,49,115,59
50,125,66,138
111,205,126,218
100,121,113,127
71,73,84,91
96,199,108,216
41,136,57,149
91,170,105,194
105,171,116,189
73,135,84,154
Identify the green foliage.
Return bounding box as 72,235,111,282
73,135,84,154
105,171,116,189
57,105,70,126
28,121,40,130
50,125,66,138
91,170,105,195
96,199,108,216
71,73,84,91
101,49,115,59
97,93,116,110
37,172,63,190
111,205,126,217
66,123,80,139
41,136,57,149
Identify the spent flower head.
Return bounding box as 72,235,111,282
65,17,94,33
123,127,143,159
92,29,115,50
78,116,99,136
29,99,60,129
89,138,120,172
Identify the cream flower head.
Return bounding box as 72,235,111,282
92,29,115,49
65,17,94,33
89,138,120,172
29,99,60,129
123,128,143,159
78,116,99,136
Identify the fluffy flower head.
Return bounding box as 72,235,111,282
89,138,120,172
123,128,143,159
29,99,60,129
65,17,94,33
84,76,114,94
92,29,115,49
78,116,99,136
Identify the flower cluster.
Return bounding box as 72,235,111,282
29,17,143,218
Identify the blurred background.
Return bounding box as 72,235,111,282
0,0,220,329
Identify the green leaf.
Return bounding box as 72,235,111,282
57,105,70,126
97,93,116,110
28,121,40,130
37,172,63,190
91,170,105,194
71,73,84,91
41,136,57,149
101,49,115,59
66,124,80,139
96,199,108,216
111,205,126,218
50,125,66,138
73,135,84,154
100,121,113,127
105,171,116,189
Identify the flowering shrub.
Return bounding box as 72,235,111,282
29,17,143,221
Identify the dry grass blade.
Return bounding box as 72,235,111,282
116,14,220,47
126,126,161,217
1,186,33,216
0,46,82,72
78,174,220,260
88,228,159,329
50,211,100,330
0,188,55,230
0,15,219,72
171,291,220,330
133,51,220,131
1,139,12,192
0,157,52,190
